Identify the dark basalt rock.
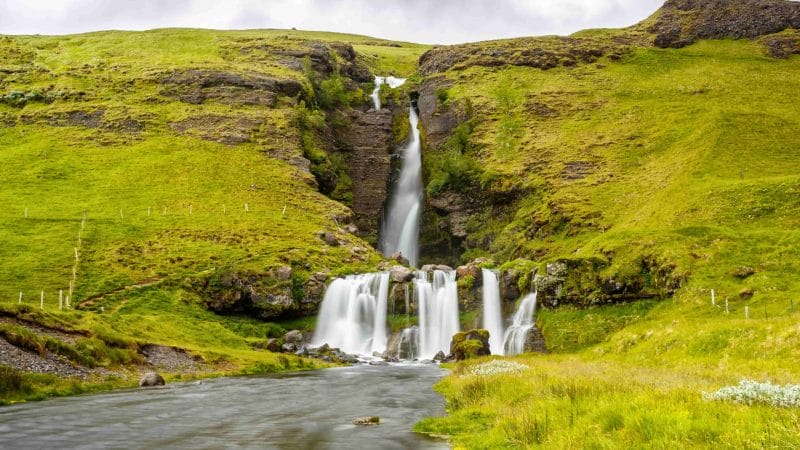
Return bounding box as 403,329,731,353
160,69,303,106
524,326,548,354
333,108,394,239
650,0,800,48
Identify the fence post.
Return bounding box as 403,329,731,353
18,291,22,304
40,291,44,309
725,298,729,315
711,289,715,306
24,207,28,218
745,306,750,320
59,290,63,310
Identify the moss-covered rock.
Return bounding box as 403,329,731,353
449,329,491,360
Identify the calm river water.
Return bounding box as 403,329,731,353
0,364,449,449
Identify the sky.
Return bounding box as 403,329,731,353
0,0,665,45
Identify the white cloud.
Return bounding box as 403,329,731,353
0,0,665,44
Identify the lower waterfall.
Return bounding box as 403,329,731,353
481,268,505,355
415,270,460,359
502,292,538,356
311,272,389,355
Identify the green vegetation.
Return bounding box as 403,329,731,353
414,15,800,448
416,356,800,448
0,28,431,403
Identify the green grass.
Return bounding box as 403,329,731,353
0,28,431,403
416,34,800,447
416,355,800,449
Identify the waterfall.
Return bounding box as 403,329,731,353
312,272,390,355
416,270,460,359
502,292,538,356
381,105,422,266
370,75,406,110
395,326,419,360
481,268,505,355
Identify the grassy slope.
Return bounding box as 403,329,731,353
0,28,428,402
417,35,800,447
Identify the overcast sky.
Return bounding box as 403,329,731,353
0,0,665,45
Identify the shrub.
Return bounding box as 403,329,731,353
0,365,24,395
436,88,449,104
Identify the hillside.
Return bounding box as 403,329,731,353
412,0,800,446
0,28,428,401
0,0,799,444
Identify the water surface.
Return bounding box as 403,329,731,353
0,364,449,449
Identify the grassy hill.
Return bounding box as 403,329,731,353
411,1,800,446
0,28,428,402
1,2,799,445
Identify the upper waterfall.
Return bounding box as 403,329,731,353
380,105,422,267
370,75,406,110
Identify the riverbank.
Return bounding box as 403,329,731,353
415,354,800,448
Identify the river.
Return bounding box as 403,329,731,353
0,364,449,450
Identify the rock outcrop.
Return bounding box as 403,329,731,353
650,0,800,48
449,329,491,361
160,69,303,106
334,108,394,241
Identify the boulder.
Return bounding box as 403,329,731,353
523,327,548,354
253,338,281,352
283,330,304,344
389,265,414,283
352,416,380,426
390,252,410,266
322,232,339,246
139,372,165,387
433,351,446,362
449,329,491,361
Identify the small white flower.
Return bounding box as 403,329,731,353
702,379,800,408
471,360,529,376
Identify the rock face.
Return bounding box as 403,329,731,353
650,0,800,48
335,108,394,240
139,372,165,387
194,267,327,320
449,329,491,361
160,69,303,106
524,327,548,354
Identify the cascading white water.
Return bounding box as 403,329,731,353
381,106,422,267
370,75,406,110
502,292,538,356
416,270,460,358
395,326,419,360
481,268,505,355
312,272,389,355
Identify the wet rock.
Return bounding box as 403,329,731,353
433,351,446,362
500,270,521,301
281,343,297,353
294,347,309,357
352,416,380,426
389,265,414,283
449,329,491,361
524,327,548,354
369,360,389,366
390,252,410,266
139,372,165,387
